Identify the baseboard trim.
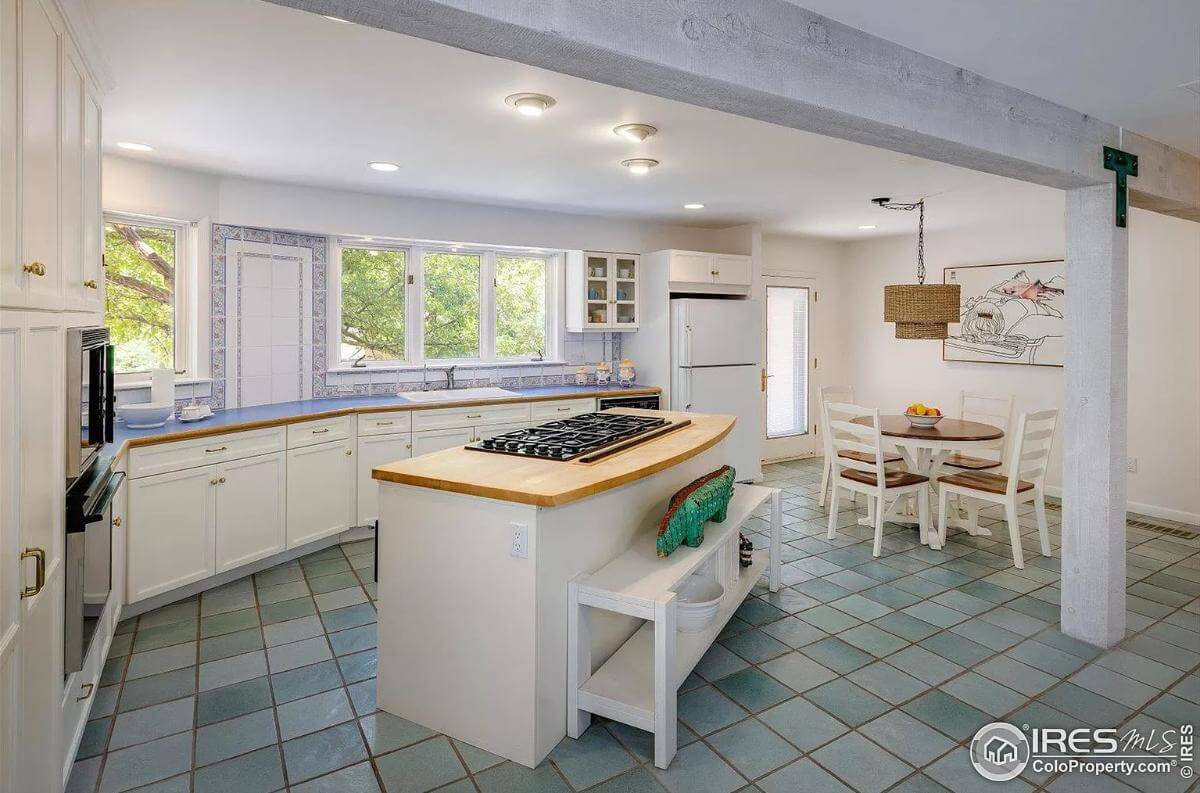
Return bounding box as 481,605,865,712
1043,485,1200,527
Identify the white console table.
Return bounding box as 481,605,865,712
566,484,782,768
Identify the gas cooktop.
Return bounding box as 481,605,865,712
465,412,673,461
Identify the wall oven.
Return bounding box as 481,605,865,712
64,464,124,674
66,326,115,482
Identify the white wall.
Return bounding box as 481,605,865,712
833,203,1199,524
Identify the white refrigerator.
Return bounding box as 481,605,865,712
670,298,763,482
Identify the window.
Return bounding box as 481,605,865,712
104,215,189,375
333,241,554,366
340,246,407,362
423,251,481,360
495,255,547,358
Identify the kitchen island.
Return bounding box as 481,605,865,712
371,409,779,768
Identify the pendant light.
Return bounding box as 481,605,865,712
874,197,960,340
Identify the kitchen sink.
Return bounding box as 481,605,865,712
400,386,519,403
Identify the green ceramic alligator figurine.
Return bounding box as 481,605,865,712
656,465,736,558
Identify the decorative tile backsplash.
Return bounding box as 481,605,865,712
203,223,625,411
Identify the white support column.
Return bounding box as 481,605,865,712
1061,182,1128,648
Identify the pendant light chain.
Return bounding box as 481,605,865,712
917,199,925,285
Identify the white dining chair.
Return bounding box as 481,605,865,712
818,385,900,507
943,391,1013,471
826,402,931,557
935,409,1058,567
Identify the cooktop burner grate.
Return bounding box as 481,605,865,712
465,412,670,460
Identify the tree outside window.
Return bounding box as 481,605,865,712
495,255,547,358
340,247,407,361
104,220,177,373
423,252,481,360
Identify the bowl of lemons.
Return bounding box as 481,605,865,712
905,403,943,428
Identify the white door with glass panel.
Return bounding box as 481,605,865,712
763,278,817,460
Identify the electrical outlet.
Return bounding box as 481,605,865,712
510,523,529,558
1127,457,1138,473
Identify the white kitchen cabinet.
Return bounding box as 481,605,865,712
215,451,286,572
59,41,83,309
411,401,530,432
476,420,530,441
411,427,475,457
286,439,355,548
0,314,21,793
565,250,640,331
652,250,753,294
530,397,595,422
357,433,413,525
14,0,63,310
127,466,216,602
78,86,102,311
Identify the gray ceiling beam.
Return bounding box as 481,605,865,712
265,0,1198,215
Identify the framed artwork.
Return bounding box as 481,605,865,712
943,259,1065,367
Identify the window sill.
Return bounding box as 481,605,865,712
115,377,213,392
327,360,566,375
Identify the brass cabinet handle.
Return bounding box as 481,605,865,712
83,279,98,289
76,683,94,701
113,516,122,527
312,428,330,434
466,414,482,419
22,262,46,276
20,547,45,598
205,446,227,453
376,420,394,426
556,406,571,412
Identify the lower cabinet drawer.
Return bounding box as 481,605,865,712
287,415,354,449
357,410,413,436
530,397,595,422
128,426,285,478
411,402,531,431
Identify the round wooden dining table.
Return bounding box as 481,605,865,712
849,415,1005,543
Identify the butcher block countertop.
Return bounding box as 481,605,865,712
372,409,734,507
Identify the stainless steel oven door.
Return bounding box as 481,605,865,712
65,469,123,674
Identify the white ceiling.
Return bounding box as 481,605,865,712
793,0,1200,157
93,0,1063,239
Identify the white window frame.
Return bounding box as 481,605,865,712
329,238,559,368
103,211,198,386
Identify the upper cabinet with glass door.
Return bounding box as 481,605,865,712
565,250,639,332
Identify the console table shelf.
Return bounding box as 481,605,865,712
566,483,782,769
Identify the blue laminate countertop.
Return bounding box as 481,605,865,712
103,384,661,467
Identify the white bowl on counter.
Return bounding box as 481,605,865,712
675,574,724,633
117,402,175,429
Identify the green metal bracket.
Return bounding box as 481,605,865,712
1103,146,1138,228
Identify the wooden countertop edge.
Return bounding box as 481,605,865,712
109,387,662,458
372,416,733,507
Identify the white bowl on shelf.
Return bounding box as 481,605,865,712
675,574,724,633
117,402,174,429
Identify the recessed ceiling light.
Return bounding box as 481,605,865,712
857,224,877,230
368,161,400,172
621,158,659,175
504,93,556,117
613,123,658,142
116,141,153,152
684,203,705,210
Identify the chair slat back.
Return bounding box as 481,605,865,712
961,390,1013,459
1005,409,1059,493
826,402,885,487
820,385,856,461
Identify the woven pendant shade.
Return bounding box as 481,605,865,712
872,197,960,339
883,283,961,339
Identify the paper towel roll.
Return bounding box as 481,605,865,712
150,368,174,405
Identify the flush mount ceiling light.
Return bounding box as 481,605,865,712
368,161,400,172
505,93,556,117
116,141,153,152
621,158,659,175
613,123,658,142
874,197,960,340
683,203,705,210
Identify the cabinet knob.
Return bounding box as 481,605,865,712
113,516,122,527
345,449,352,456
219,476,226,484
22,262,46,277
20,547,45,598
83,279,98,289
405,443,412,449
210,478,219,485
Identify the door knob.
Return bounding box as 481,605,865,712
20,547,45,598
22,262,46,276
113,516,122,527
83,279,98,289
